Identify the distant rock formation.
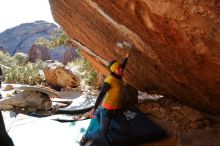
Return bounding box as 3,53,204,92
0,21,78,63
28,44,51,63
0,46,6,53
0,21,57,55
63,47,78,65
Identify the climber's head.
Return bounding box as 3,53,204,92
108,60,123,75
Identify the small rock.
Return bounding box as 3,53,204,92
172,106,181,110
6,93,13,97
0,104,14,110
4,85,14,91
27,107,37,112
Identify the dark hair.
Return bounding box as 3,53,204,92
108,60,117,69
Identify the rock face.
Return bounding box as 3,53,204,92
28,44,51,63
0,21,77,63
0,21,57,55
63,47,79,65
0,90,52,112
49,45,78,64
138,96,220,146
0,46,6,53
180,129,220,146
44,61,80,89
49,0,220,114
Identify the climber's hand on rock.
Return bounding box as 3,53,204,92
125,52,130,58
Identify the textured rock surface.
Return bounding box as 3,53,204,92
180,129,220,146
138,96,220,146
28,44,51,63
44,62,80,89
63,47,78,65
0,90,52,111
49,0,220,114
0,46,6,53
139,97,213,136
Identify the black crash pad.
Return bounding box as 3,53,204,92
86,106,166,146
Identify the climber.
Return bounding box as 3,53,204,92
79,52,129,145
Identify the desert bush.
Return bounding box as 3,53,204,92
13,52,28,65
4,60,45,85
0,52,45,85
0,52,28,67
0,51,12,66
35,29,71,49
67,53,97,86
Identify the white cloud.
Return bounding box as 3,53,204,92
0,0,56,32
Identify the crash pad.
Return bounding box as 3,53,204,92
44,114,90,122
7,113,91,146
56,94,96,114
85,106,166,146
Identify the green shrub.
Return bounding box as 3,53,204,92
0,52,28,66
0,52,45,85
67,53,97,86
13,52,28,66
84,69,97,86
0,51,13,66
4,60,45,85
35,29,71,49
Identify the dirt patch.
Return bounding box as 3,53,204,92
138,96,220,146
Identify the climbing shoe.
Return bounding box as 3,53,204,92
79,136,88,146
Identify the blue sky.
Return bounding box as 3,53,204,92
0,0,56,32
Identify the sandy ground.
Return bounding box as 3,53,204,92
1,83,220,146
0,83,23,97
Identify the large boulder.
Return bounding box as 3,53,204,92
28,44,51,63
0,90,52,112
49,0,220,114
63,47,79,65
44,61,80,90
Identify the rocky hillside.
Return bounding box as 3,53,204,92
0,20,77,63
49,0,220,114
